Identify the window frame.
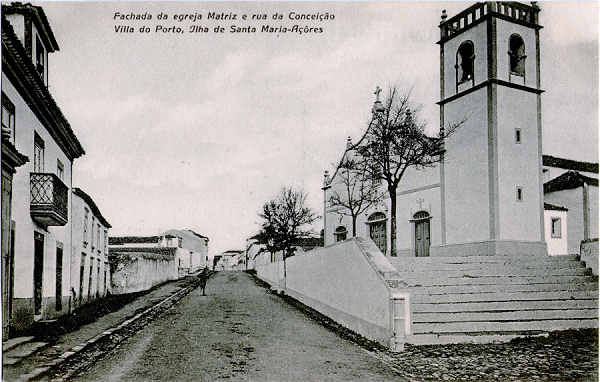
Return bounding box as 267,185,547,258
1,92,15,143
551,217,562,238
33,132,45,173
508,34,526,79
456,40,475,90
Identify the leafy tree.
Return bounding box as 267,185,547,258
353,86,463,256
328,155,384,237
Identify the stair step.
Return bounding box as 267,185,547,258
402,275,596,287
395,262,586,273
2,341,48,366
397,268,589,280
405,332,547,345
413,309,598,323
413,299,599,313
409,282,598,295
413,319,598,334
2,336,34,352
390,254,579,266
412,290,598,304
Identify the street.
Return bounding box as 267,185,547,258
71,272,401,382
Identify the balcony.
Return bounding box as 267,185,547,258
30,173,68,226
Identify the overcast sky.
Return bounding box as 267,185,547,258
41,1,598,254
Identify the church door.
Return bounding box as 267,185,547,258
367,212,387,254
414,212,431,257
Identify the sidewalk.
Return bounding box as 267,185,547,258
2,277,198,382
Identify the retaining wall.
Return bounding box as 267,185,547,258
110,252,178,294
255,238,401,347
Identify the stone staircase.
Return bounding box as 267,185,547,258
389,255,598,345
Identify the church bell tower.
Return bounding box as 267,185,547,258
439,2,546,255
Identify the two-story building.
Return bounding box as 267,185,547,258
71,188,111,306
159,229,210,275
2,3,85,335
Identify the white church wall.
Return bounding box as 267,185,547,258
496,86,543,241
395,186,441,257
443,89,490,245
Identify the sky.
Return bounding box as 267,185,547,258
39,1,598,255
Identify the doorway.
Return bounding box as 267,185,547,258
413,211,431,257
367,212,387,254
34,232,44,316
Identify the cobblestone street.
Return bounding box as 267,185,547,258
378,329,598,381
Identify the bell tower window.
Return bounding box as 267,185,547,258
456,41,475,91
509,34,526,77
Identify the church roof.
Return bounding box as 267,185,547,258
544,171,598,193
542,155,598,174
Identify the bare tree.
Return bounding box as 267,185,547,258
258,186,319,278
353,86,463,256
328,154,384,237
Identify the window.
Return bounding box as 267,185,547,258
88,257,94,299
104,230,108,254
33,132,44,172
35,36,45,80
551,217,562,238
83,208,89,246
1,93,15,142
178,237,183,248
509,34,526,77
91,217,95,249
96,258,101,298
516,186,523,201
334,226,348,242
97,224,101,250
456,41,475,85
57,159,64,180
515,129,522,144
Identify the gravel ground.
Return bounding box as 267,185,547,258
377,329,598,382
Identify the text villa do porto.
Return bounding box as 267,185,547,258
113,11,335,35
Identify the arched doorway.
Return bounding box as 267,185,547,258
413,211,431,257
367,212,387,254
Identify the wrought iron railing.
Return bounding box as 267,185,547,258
30,172,68,225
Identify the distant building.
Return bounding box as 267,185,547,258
159,229,210,276
543,157,598,254
71,188,111,306
215,250,244,271
2,3,85,335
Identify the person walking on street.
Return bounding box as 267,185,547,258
198,267,212,296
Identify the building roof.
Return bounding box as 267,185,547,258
544,202,568,211
1,14,85,160
109,247,176,261
543,155,599,174
1,137,29,170
108,236,160,245
187,229,209,240
544,171,599,194
72,188,111,228
2,3,59,52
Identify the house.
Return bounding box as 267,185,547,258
543,156,598,254
159,229,210,275
71,188,111,306
2,3,85,336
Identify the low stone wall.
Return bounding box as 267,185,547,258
580,239,599,276
110,252,178,294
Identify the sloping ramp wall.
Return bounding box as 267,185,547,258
285,239,394,346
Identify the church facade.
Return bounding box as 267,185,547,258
324,2,547,258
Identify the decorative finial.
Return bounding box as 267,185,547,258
324,170,330,184
346,136,352,149
441,9,447,22
374,86,382,102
